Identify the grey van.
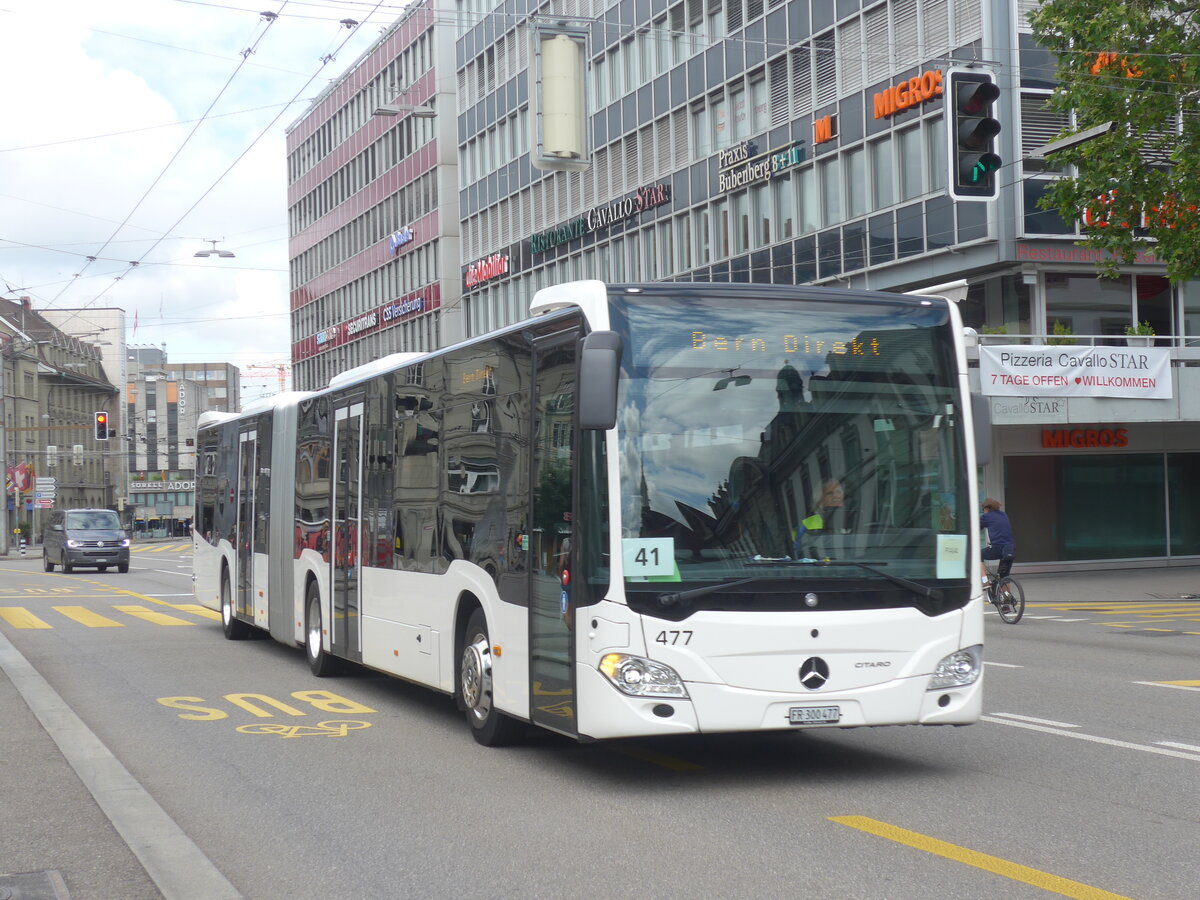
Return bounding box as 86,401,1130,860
43,508,131,573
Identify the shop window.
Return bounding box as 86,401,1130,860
1007,454,1167,562
1045,273,1131,342
1168,453,1200,556
1183,282,1200,347
1134,275,1172,339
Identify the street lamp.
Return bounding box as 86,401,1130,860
194,239,235,258
373,102,435,118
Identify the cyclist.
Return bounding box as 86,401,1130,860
980,497,1016,584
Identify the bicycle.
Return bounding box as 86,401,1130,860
983,558,1025,624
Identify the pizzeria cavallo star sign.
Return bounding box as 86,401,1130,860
979,345,1172,400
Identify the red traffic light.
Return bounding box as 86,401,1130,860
94,411,110,440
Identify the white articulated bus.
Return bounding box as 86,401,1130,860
194,281,989,745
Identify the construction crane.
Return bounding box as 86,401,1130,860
243,363,291,396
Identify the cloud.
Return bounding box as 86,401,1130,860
0,0,389,399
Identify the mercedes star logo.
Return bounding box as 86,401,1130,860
799,657,829,690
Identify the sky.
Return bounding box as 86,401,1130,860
0,0,404,402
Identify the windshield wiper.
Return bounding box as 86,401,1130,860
820,560,943,601
747,558,943,602
656,577,760,609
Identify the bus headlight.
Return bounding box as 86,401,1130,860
928,645,982,690
598,653,689,698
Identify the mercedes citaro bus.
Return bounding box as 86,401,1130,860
195,281,988,745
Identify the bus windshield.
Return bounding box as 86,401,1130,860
608,291,970,592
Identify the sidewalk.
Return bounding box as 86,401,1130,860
0,534,224,900
1017,565,1200,603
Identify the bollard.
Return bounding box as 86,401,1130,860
19,536,27,557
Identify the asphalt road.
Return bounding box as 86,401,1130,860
2,547,1199,899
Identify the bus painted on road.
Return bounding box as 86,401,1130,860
195,281,987,745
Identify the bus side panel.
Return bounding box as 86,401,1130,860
357,563,531,720
253,550,270,629
192,537,229,613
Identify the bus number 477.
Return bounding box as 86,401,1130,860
655,630,693,645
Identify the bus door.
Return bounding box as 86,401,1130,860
331,399,365,662
528,335,578,737
235,428,257,622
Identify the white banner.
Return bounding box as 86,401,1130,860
979,345,1172,399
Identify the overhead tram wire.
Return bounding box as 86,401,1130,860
41,1,391,336
45,3,291,314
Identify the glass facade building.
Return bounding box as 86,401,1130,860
288,0,1200,569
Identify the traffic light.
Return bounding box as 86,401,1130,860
94,411,109,441
946,68,1001,201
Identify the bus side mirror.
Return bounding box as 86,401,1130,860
971,393,992,466
578,330,622,431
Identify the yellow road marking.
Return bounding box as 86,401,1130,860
113,605,195,626
830,816,1132,899
0,607,52,629
1160,680,1200,687
612,745,704,772
172,603,222,621
53,606,124,627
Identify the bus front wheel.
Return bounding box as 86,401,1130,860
460,609,522,746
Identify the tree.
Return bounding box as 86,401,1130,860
1029,0,1200,281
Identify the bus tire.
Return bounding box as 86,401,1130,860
460,609,522,746
221,571,251,640
305,582,342,677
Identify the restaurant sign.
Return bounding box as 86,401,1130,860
530,182,671,255
980,345,1172,400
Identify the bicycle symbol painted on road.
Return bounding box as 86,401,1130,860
235,719,373,738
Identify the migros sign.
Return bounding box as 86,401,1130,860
873,69,943,119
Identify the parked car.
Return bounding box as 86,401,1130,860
43,508,130,573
